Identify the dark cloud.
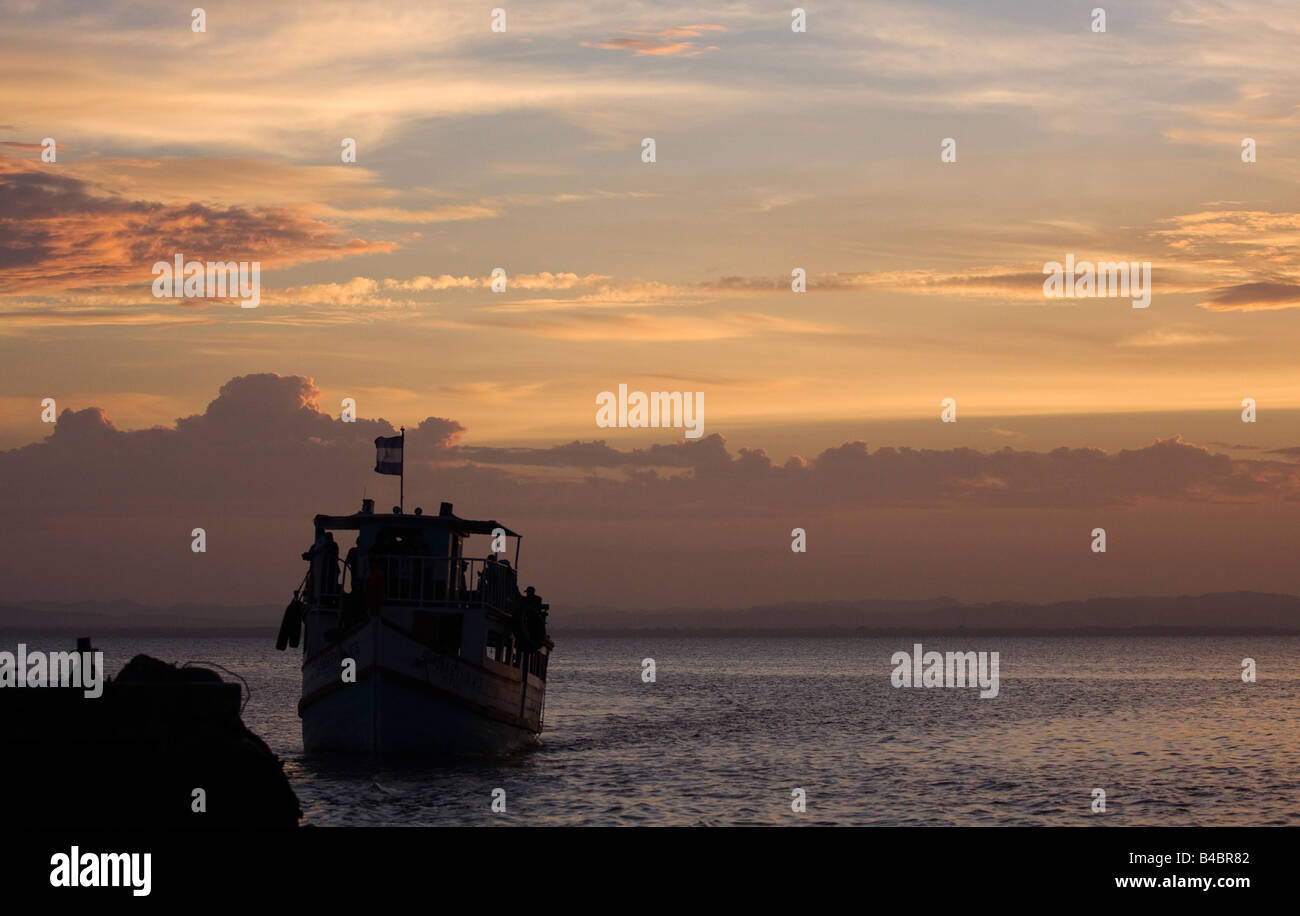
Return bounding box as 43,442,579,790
8,374,1299,523
5,374,1300,608
1197,282,1300,311
0,156,396,293
454,434,733,471
1,374,465,516
452,433,1297,511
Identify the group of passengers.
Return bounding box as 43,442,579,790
302,531,544,620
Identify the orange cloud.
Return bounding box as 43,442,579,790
1196,282,1300,312
478,310,836,342
0,156,397,296
581,24,725,56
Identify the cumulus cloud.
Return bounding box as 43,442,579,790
5,373,1300,607
10,375,1298,524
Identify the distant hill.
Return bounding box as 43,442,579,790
0,599,277,632
2,592,1298,635
551,592,1300,635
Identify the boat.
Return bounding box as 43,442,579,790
276,498,552,755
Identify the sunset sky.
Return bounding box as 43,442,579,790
2,0,1299,611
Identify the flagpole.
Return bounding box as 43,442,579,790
399,425,405,514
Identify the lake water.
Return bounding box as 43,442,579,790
8,632,1298,826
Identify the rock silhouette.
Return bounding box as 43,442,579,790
1,652,300,827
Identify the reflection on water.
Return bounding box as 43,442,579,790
7,632,1298,825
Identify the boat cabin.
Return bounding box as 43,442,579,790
299,499,549,682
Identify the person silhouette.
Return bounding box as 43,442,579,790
517,586,548,650
301,532,340,601
321,532,340,596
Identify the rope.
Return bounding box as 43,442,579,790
181,660,251,715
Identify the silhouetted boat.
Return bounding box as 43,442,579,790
277,499,552,754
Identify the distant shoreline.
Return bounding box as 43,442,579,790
5,590,1298,638
555,626,1300,637
3,625,1299,638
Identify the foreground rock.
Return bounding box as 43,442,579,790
2,652,300,827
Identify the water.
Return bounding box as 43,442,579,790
8,633,1298,825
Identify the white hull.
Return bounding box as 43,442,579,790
300,616,545,755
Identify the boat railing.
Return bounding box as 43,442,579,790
376,555,518,613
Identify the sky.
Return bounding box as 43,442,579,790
1,0,1299,612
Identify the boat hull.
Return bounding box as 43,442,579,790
299,617,545,755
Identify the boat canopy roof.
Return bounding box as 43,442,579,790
314,508,520,539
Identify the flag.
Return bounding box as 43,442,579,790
374,434,403,475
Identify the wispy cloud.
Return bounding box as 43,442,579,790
581,24,725,56
478,310,838,341
1119,327,1234,347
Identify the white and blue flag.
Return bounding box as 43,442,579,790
374,434,403,476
